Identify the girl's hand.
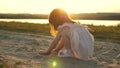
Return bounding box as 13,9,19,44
50,49,59,56
39,50,51,55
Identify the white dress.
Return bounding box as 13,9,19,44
53,22,94,60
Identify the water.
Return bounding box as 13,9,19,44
0,19,120,26
0,19,48,24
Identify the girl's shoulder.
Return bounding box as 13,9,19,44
57,23,71,30
57,22,88,31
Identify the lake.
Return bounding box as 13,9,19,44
0,19,120,26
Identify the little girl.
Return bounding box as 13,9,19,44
40,8,94,60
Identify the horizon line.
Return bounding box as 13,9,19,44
0,12,120,14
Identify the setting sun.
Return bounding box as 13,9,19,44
0,0,120,14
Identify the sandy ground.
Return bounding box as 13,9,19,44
0,30,120,68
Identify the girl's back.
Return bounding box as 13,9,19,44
70,23,94,60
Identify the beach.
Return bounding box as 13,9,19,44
0,30,120,68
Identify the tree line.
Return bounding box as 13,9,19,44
0,13,120,20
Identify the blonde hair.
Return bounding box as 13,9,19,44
49,24,58,37
49,8,72,36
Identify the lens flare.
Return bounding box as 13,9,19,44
52,61,57,67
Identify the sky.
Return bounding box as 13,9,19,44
0,0,120,14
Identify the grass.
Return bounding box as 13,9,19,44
88,24,120,43
0,21,120,43
0,21,50,35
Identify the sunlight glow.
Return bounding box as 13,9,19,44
52,61,57,67
0,0,120,14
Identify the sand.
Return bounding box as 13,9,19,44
0,30,120,68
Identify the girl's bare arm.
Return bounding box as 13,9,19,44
52,39,64,54
39,32,61,55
